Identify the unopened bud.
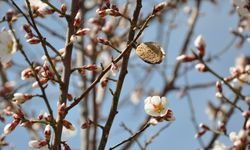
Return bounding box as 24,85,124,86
3,121,19,135
62,120,75,131
199,123,209,130
153,2,167,14
58,103,66,117
26,37,40,44
97,38,110,45
195,130,206,138
195,63,207,72
242,110,250,118
22,24,32,33
75,28,90,36
73,10,82,27
216,81,223,93
44,125,51,141
5,10,14,22
61,4,67,14
194,35,206,57
28,140,47,149
176,54,196,62
13,93,33,104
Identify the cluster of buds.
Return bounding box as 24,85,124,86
38,112,52,122
97,4,120,17
12,93,33,105
21,63,54,88
229,129,250,148
176,35,207,72
29,0,54,17
195,123,210,138
3,110,24,135
225,55,250,88
22,24,40,44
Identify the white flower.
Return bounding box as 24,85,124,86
233,0,250,17
0,29,17,63
212,141,227,150
144,96,168,117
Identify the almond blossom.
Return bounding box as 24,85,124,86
144,96,175,124
0,29,17,64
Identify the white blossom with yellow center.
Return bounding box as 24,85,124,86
144,96,168,117
0,29,17,63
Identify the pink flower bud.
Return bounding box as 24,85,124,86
195,63,207,72
242,110,250,118
101,78,108,88
245,120,250,131
97,38,110,45
73,10,82,27
81,120,92,129
22,24,32,33
58,103,66,117
111,62,118,76
32,78,48,88
195,130,206,138
61,4,67,14
3,120,19,135
97,8,107,17
63,142,71,150
5,10,14,22
176,54,196,62
194,35,206,57
38,6,54,15
44,125,51,141
84,64,98,71
67,94,73,101
148,118,160,125
13,93,33,104
20,120,34,127
62,120,75,131
216,81,223,93
21,68,33,80
26,37,40,44
162,109,175,121
153,2,167,14
75,28,90,36
28,140,47,149
199,123,210,130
